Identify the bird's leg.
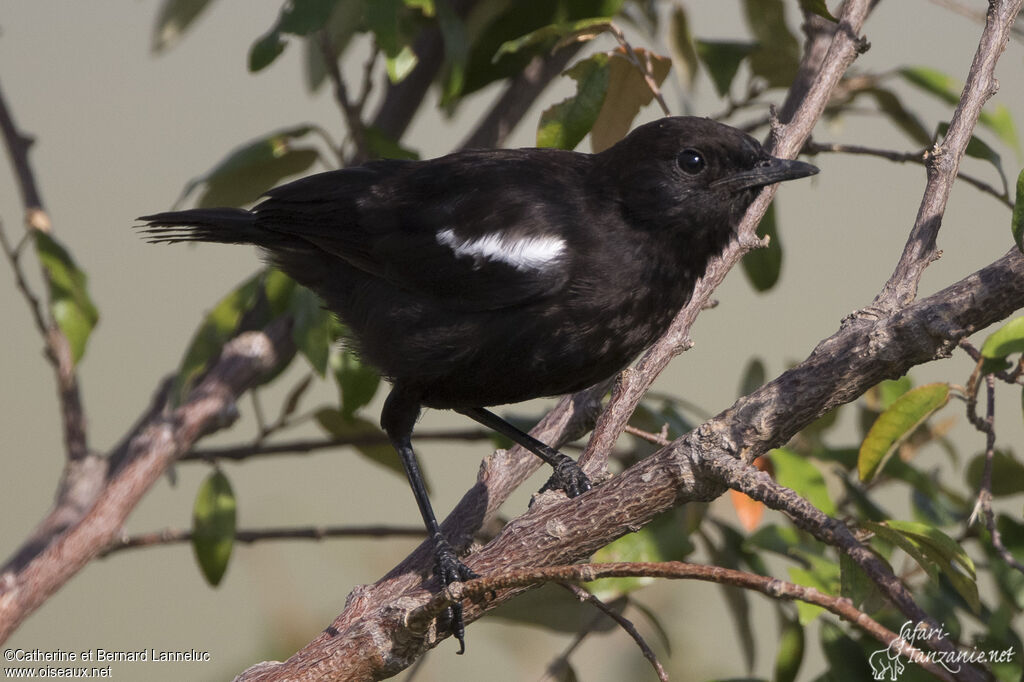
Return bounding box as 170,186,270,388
382,388,477,654
458,407,592,498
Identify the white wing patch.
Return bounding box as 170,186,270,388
436,228,566,272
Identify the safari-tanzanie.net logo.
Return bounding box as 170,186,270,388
869,621,1016,680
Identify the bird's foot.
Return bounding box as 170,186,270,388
432,536,479,654
538,453,592,498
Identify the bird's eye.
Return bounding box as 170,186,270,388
676,149,706,175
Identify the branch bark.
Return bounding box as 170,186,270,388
874,0,1024,310
232,2,1024,677
0,319,295,642
234,243,1024,681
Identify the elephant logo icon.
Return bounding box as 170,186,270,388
869,638,907,680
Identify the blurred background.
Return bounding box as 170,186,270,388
1,2,1022,680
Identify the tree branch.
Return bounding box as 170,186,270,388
233,234,1024,679
0,318,295,642
556,582,667,682
431,562,953,681
804,139,1013,208
99,524,426,558
874,0,1024,310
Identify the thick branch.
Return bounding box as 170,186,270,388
430,562,951,681
578,0,873,479
234,240,1024,679
0,319,295,642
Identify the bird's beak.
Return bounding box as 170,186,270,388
712,156,819,192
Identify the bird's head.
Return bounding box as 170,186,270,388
595,116,817,250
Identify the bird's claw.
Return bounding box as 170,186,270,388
538,455,591,498
433,538,478,654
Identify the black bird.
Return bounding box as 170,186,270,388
139,116,817,650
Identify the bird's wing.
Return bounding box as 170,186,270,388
255,152,586,311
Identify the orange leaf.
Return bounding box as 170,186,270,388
730,456,772,531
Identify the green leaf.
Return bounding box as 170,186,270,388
249,30,287,72
537,53,610,150
333,349,380,419
493,17,612,62
1013,169,1024,253
770,448,836,516
589,511,693,600
249,0,339,72
743,0,800,88
981,103,1021,157
995,515,1024,564
788,556,839,625
314,409,408,480
981,316,1024,366
774,616,805,682
869,88,933,146
366,0,421,84
819,621,874,680
741,203,783,292
191,469,236,586
152,0,216,53
184,126,321,208
174,272,263,403
695,40,757,98
362,126,420,160
490,583,622,634
839,552,874,609
936,122,1007,196
589,48,671,153
708,523,757,667
864,520,979,612
263,268,299,316
878,376,913,409
746,524,821,561
858,383,950,482
739,357,766,396
799,0,837,22
966,451,1024,496
436,0,469,106
277,0,337,35
902,67,1020,154
899,66,961,105
289,285,332,376
33,232,99,365
386,45,419,83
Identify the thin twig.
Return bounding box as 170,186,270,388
318,32,369,163
558,582,668,682
805,140,1013,208
422,561,953,682
0,220,48,336
874,0,1024,310
100,524,426,558
538,606,605,682
0,77,87,464
929,0,1024,42
959,339,1023,385
622,424,671,447
964,367,1024,575
0,319,296,642
180,428,496,461
608,23,670,116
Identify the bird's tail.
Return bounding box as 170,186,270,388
137,208,264,246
